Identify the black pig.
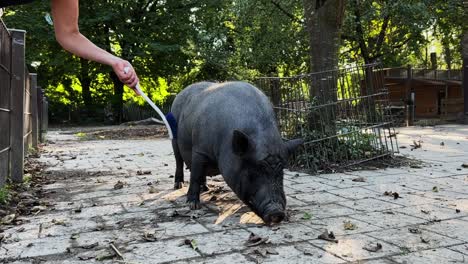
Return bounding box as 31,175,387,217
169,82,302,224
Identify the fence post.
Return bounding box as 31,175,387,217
9,29,26,184
30,73,38,148
464,58,468,123
406,65,414,126
42,96,48,139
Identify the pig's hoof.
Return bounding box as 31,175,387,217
187,200,201,210
174,182,183,189
200,184,209,193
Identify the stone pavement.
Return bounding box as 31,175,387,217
1,125,468,263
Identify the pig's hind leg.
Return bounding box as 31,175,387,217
186,152,208,210
172,139,184,189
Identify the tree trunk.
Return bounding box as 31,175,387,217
302,0,345,144
80,58,92,109
110,71,124,124
303,0,346,73
463,1,468,122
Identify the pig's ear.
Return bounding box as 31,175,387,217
232,130,250,156
285,138,304,156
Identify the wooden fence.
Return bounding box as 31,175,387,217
0,21,48,187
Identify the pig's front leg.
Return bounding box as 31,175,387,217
186,152,207,210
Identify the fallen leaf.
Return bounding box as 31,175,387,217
352,177,366,182
31,206,46,212
432,186,439,192
1,214,16,225
301,212,312,220
143,231,157,242
77,252,95,261
362,242,382,252
180,239,198,250
408,228,422,234
252,248,268,257
148,186,157,194
81,242,99,249
384,191,400,199
317,230,338,243
343,220,357,230
266,248,279,255
114,181,125,190
137,170,151,175
51,219,67,226
245,232,269,247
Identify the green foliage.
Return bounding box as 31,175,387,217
2,0,465,124
0,186,11,205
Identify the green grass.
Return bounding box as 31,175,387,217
0,186,10,205
75,132,88,141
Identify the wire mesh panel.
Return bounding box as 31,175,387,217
257,63,399,173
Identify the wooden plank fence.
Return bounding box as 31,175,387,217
0,20,48,187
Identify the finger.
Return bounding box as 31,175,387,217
119,71,133,83
125,74,137,87
129,76,139,88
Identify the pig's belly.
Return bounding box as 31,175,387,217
180,148,220,176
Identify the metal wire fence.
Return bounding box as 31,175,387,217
257,63,399,173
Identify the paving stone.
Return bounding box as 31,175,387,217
376,194,437,207
289,204,359,220
247,223,319,244
286,196,308,207
289,181,340,192
0,236,70,260
3,125,467,264
190,229,252,256
448,244,468,256
420,218,468,242
367,226,463,252
150,220,210,239
349,211,426,229
309,234,402,262
356,258,396,263
302,216,382,236
291,191,348,205
123,239,201,263
173,253,254,264
259,243,346,263
391,248,468,264
338,198,403,213
327,186,381,200
395,204,467,221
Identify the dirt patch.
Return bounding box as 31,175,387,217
0,156,50,228
293,154,424,175
62,125,168,140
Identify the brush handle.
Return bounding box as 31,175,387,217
124,67,174,139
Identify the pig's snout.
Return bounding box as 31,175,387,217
264,210,285,224
262,202,286,224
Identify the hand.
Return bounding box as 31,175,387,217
111,59,139,91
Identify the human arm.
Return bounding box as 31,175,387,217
50,0,139,89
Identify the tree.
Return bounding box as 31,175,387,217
303,0,346,72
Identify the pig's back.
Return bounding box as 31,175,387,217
173,82,279,159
